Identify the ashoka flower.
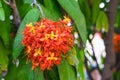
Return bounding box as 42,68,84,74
22,17,74,70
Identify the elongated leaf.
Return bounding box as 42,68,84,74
43,0,62,21
23,0,32,4
58,58,76,80
13,8,40,59
0,0,11,46
92,0,101,24
57,0,87,44
39,3,60,21
5,58,34,80
0,40,8,74
34,68,44,80
78,0,91,25
0,0,2,7
19,4,32,19
77,49,85,80
96,11,108,32
0,0,5,21
44,66,59,80
0,8,5,21
67,47,79,66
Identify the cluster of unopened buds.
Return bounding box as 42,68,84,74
22,16,74,70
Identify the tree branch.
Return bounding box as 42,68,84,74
102,0,118,80
4,0,21,30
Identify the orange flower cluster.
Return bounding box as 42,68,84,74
113,34,120,53
22,18,74,70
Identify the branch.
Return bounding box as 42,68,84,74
4,0,21,30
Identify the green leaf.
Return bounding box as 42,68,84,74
43,0,62,21
58,58,76,80
19,3,32,19
96,11,108,32
17,62,34,80
44,66,59,80
0,40,8,74
5,59,34,80
92,0,101,24
74,45,85,80
0,0,2,7
0,8,5,21
67,47,79,66
13,8,40,59
23,0,32,4
77,49,85,80
39,3,60,21
0,0,11,46
57,0,87,44
34,68,44,80
78,0,91,25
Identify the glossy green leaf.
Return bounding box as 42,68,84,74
43,0,62,21
92,0,101,24
13,8,40,59
57,0,87,44
96,11,108,32
0,8,5,21
58,58,76,80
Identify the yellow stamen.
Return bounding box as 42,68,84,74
47,53,57,60
26,23,35,33
63,16,71,23
45,31,58,40
26,46,31,54
34,47,42,56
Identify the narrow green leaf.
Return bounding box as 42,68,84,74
0,0,11,46
77,49,85,80
4,60,18,80
58,58,76,80
17,62,34,80
23,0,32,4
78,1,91,25
67,47,79,66
19,4,32,19
39,3,60,21
57,0,87,44
0,40,8,73
74,45,85,80
5,58,34,80
13,8,40,59
43,0,62,21
96,11,108,32
44,66,59,80
0,8,5,21
92,0,101,24
34,68,44,80
0,0,2,7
